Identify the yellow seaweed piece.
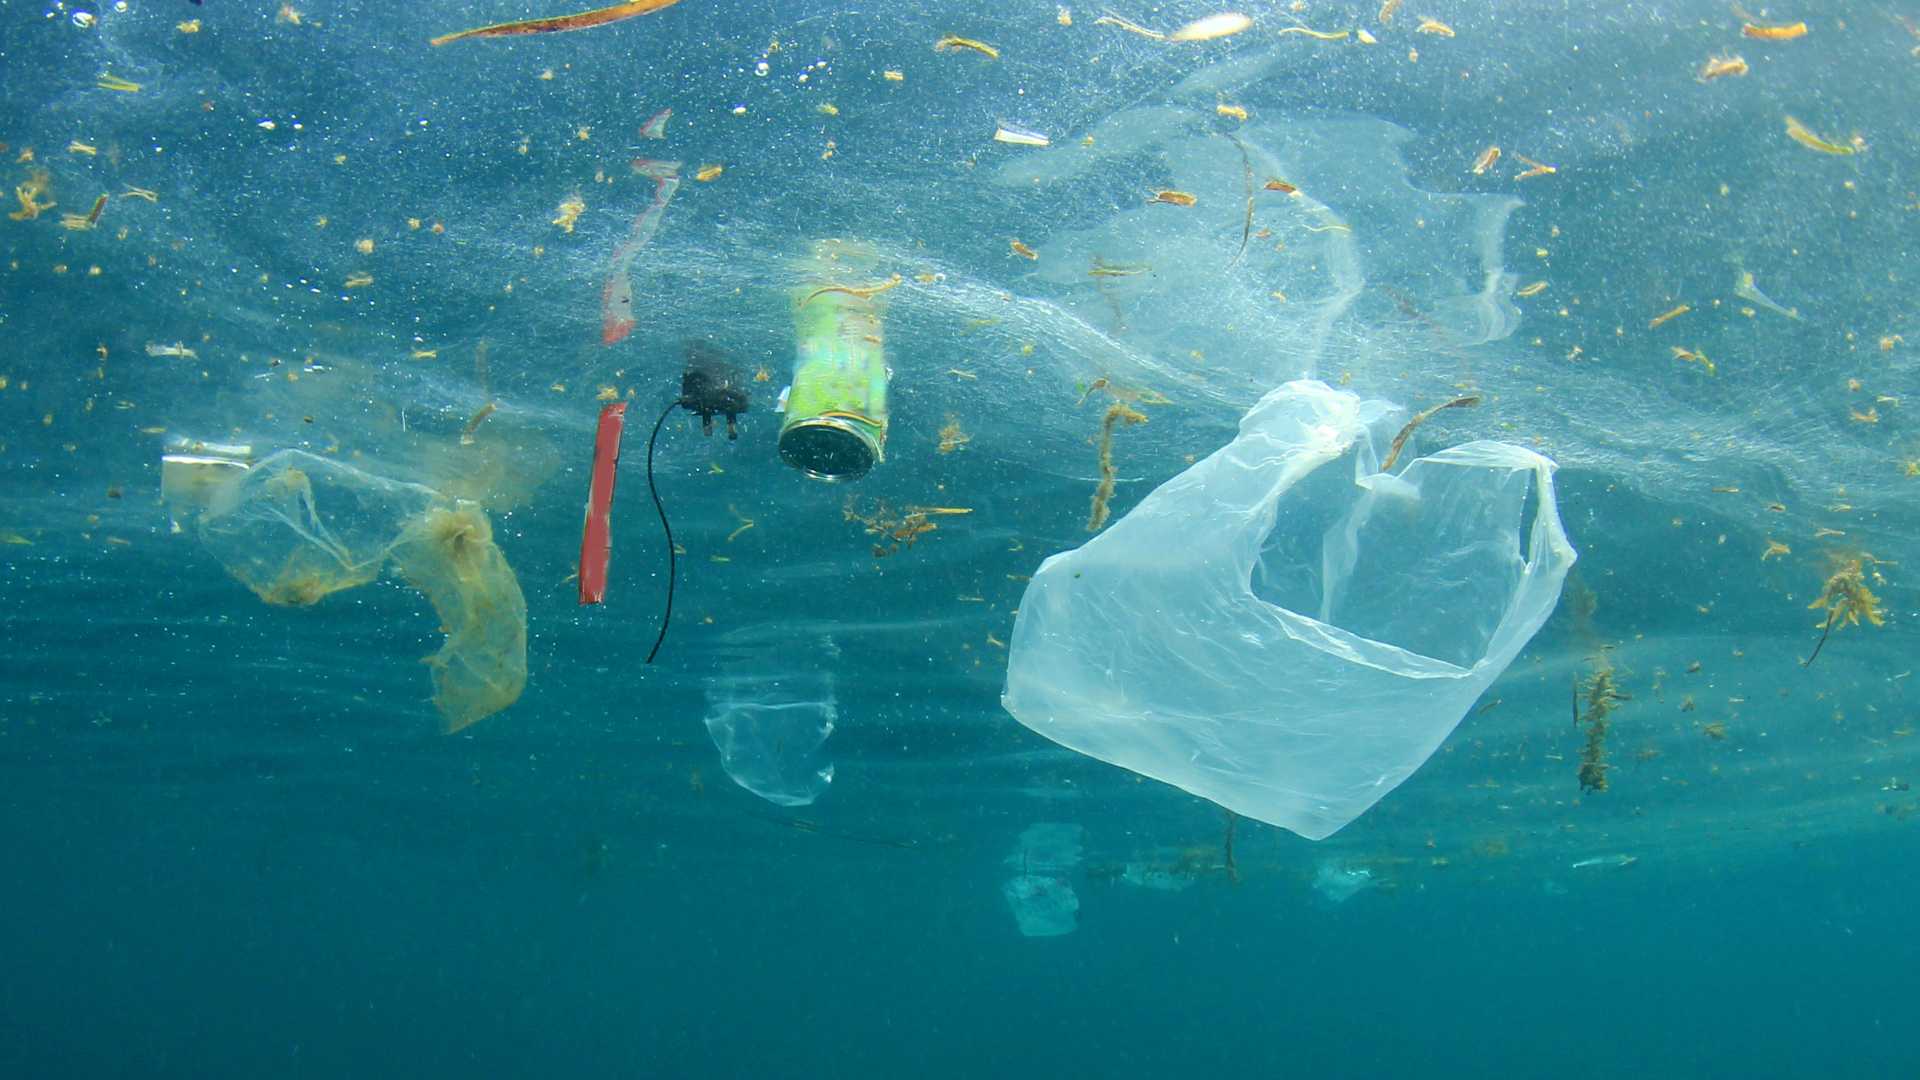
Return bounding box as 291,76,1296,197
1697,54,1748,81
1784,116,1859,155
1513,154,1557,180
1802,556,1886,666
933,35,999,59
96,72,142,93
1671,346,1714,375
1648,303,1690,329
1275,25,1348,41
8,172,55,221
1742,21,1807,41
1381,395,1480,472
1088,401,1148,532
797,273,902,308
937,416,971,453
1092,13,1166,39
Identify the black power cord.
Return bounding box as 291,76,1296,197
642,344,749,664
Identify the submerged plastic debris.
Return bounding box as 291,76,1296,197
703,667,837,807
1002,823,1085,937
1570,854,1640,870
1733,269,1800,319
992,121,1050,147
1312,861,1376,903
1003,381,1575,840
190,451,527,732
602,159,682,346
578,403,628,605
391,506,530,733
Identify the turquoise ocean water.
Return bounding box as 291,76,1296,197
3,2,1918,1076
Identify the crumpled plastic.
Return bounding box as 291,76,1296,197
1002,381,1576,840
196,450,527,732
702,668,837,807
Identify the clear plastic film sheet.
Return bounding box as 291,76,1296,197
702,663,837,807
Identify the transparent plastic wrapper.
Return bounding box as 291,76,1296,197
199,450,440,607
702,670,836,807
193,450,527,732
1312,861,1377,904
1001,875,1079,938
1001,823,1085,938
1002,381,1576,840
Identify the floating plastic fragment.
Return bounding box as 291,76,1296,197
703,669,837,807
578,403,627,605
601,159,681,346
1002,823,1085,936
159,438,252,511
1312,861,1375,903
992,121,1050,147
1733,270,1800,320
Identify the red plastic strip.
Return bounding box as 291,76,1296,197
578,403,628,605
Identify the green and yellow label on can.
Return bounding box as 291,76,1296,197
780,284,891,481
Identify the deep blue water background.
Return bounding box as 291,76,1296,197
5,0,1920,1076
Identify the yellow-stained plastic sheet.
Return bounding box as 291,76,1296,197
194,450,527,732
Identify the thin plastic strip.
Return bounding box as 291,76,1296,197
578,402,628,604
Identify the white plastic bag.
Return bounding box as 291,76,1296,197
1002,381,1575,839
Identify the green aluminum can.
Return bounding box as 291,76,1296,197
778,284,890,481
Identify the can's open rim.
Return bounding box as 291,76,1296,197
779,417,879,482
